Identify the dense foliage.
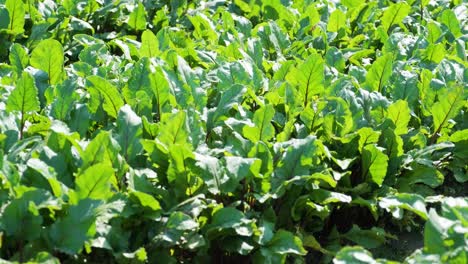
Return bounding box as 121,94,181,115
0,0,467,263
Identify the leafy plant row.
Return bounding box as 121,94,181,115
0,0,466,263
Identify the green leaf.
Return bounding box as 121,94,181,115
286,53,324,106
116,105,143,163
5,0,25,35
430,87,465,142
130,190,162,212
379,193,428,220
9,43,28,75
265,230,307,255
167,143,198,197
380,2,411,33
424,43,446,63
402,165,444,188
167,212,198,231
207,207,254,239
123,58,154,102
358,127,381,152
327,9,346,32
387,100,410,135
273,136,319,189
158,111,189,147
81,131,121,171
333,246,377,264
76,163,114,200
223,156,261,192
49,199,100,254
128,3,147,31
362,144,389,186
243,104,276,142
0,189,56,241
30,39,64,85
140,29,159,58
0,8,9,30
437,9,462,38
86,75,125,119
365,53,393,93
150,67,173,121
6,72,40,114
343,225,387,249
51,79,76,120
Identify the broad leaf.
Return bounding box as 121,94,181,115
387,100,410,135
430,87,465,143
30,39,64,85
5,0,25,35
86,75,125,118
128,3,147,31
243,104,276,142
6,72,40,114
49,199,100,254
9,43,28,75
362,144,389,186
327,9,346,32
381,2,411,33
286,53,324,106
116,105,143,163
76,163,115,200
140,29,159,58
379,193,428,220
365,53,393,93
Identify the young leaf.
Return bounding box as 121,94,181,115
76,163,114,200
387,100,410,135
128,3,147,31
286,53,324,106
30,39,64,85
5,0,25,35
6,72,40,114
243,104,275,142
365,53,393,93
362,144,389,186
116,105,143,163
86,75,124,118
140,29,159,58
380,2,411,33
